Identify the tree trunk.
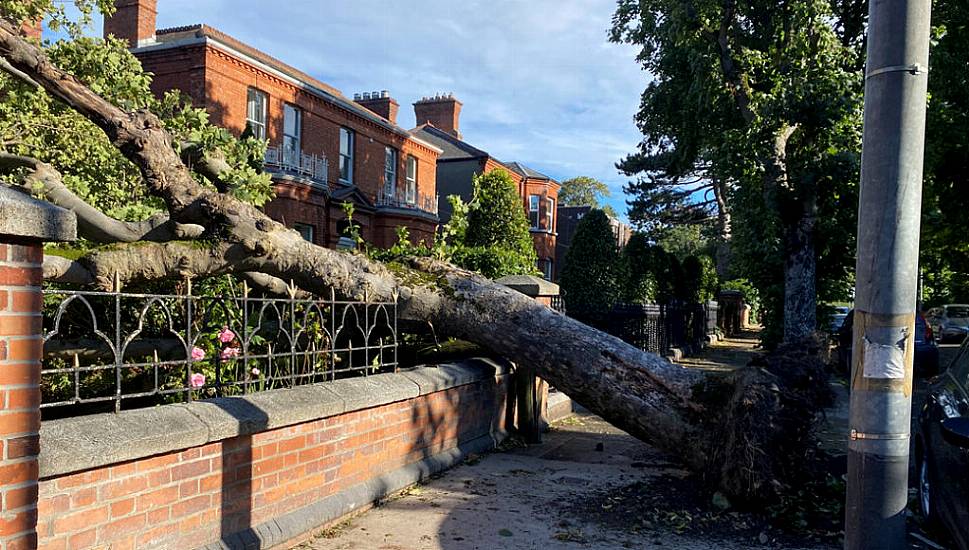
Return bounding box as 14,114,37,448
0,19,825,503
783,206,817,342
712,176,733,278
762,125,818,344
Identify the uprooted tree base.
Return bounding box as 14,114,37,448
0,18,831,505
689,340,835,500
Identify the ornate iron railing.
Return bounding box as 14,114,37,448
603,301,718,355
376,189,438,216
264,145,328,187
41,285,397,415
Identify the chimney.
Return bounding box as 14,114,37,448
103,0,157,48
414,93,462,139
355,90,400,125
19,18,42,41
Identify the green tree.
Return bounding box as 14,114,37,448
450,169,537,279
682,255,718,304
0,20,273,230
611,0,864,344
920,0,969,305
559,176,617,217
619,232,657,303
560,209,620,326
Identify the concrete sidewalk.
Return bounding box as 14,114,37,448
292,412,834,550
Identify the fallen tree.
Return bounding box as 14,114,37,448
0,19,830,503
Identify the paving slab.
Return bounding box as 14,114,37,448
293,412,832,550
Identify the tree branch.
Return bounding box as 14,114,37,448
0,154,205,243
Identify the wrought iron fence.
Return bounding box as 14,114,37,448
604,301,717,355
41,285,397,416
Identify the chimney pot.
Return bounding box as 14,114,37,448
355,90,399,124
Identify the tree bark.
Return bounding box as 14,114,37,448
761,125,818,343
711,175,733,277
783,202,818,342
0,19,822,502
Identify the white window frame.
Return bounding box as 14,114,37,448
283,104,302,167
246,88,267,141
384,147,398,198
546,197,555,232
339,127,354,184
528,195,540,229
405,156,417,204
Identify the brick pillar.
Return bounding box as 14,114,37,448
495,275,561,443
0,188,76,550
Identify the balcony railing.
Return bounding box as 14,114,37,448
264,145,328,187
376,189,439,217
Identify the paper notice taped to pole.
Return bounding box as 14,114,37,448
863,335,907,379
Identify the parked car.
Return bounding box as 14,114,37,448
829,306,850,333
836,310,940,377
915,339,969,549
926,304,969,343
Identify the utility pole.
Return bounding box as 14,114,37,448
846,0,932,548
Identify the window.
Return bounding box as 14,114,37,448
538,259,553,281
246,88,267,140
384,147,398,198
339,128,354,183
546,198,555,231
294,223,314,243
283,104,301,167
406,156,418,204
528,195,540,229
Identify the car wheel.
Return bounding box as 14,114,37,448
918,451,944,532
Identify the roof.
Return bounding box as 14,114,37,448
504,161,553,181
143,25,441,153
411,125,489,161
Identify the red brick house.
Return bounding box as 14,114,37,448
411,101,560,279
103,0,442,249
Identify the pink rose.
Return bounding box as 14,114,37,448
190,373,205,388
218,327,236,344
250,367,260,376
190,346,205,361
220,347,241,360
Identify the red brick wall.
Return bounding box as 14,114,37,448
19,19,42,41
36,380,507,550
522,178,560,268
137,45,208,107
133,43,440,250
103,0,157,47
372,214,437,249
263,181,329,246
413,98,462,139
0,242,44,550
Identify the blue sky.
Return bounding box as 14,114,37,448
56,1,646,219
